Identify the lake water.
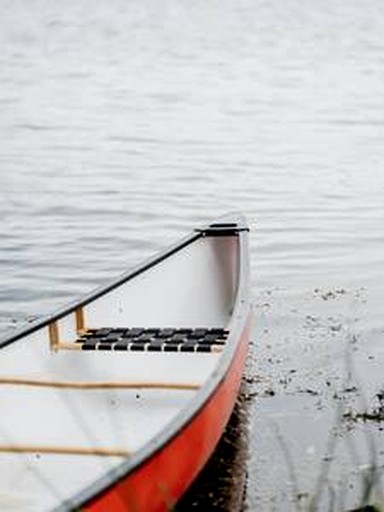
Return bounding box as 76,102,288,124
1,0,384,510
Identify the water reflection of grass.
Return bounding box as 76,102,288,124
252,286,384,511
273,406,384,511
302,346,383,511
261,336,384,512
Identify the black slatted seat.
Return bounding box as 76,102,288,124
114,341,129,351
130,343,146,351
147,341,163,352
77,327,229,353
163,343,179,352
157,329,175,338
128,328,144,337
180,342,197,352
82,340,98,350
98,342,115,350
138,334,154,343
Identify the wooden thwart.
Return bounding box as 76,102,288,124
0,378,200,391
0,445,129,457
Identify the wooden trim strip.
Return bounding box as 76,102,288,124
54,343,82,351
0,445,129,457
0,378,200,391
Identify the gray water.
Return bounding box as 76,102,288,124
1,0,384,510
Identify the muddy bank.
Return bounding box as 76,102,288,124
245,286,384,511
178,384,250,511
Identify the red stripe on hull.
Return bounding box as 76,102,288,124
85,315,251,512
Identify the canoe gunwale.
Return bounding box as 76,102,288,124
0,231,201,350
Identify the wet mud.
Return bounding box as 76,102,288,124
178,384,250,511
245,286,384,511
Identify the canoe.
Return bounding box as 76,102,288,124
0,214,251,512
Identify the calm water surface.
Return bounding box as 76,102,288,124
1,0,384,510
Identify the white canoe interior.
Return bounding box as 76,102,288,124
0,234,240,511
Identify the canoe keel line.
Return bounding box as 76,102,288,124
0,215,251,512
